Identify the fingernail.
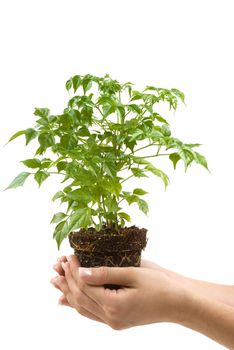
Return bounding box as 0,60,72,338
79,267,92,278
67,255,73,262
53,264,57,270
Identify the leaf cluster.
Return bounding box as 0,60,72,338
6,73,209,248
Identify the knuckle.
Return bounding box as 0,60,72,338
96,266,109,283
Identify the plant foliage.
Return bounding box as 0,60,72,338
6,74,209,248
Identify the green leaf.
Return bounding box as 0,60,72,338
131,156,150,165
101,178,122,197
194,152,209,171
82,75,92,94
34,170,50,187
171,88,185,104
34,108,50,119
118,212,131,222
138,198,149,215
7,130,25,143
153,113,169,125
161,124,171,136
21,158,41,169
56,161,67,172
68,207,92,231
52,191,65,202
53,220,67,250
38,133,55,148
129,129,144,141
122,191,139,205
65,79,72,91
103,160,117,178
72,75,82,93
5,172,31,190
127,104,142,114
104,196,120,212
145,164,169,189
133,188,148,195
25,128,37,145
169,153,181,169
130,91,143,101
68,188,92,204
50,212,67,224
131,167,148,178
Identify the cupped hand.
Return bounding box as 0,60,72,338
51,255,186,329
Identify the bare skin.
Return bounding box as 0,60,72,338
51,256,234,348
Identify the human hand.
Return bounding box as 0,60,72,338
51,255,186,329
52,256,73,307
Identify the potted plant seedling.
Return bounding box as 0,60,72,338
5,73,208,269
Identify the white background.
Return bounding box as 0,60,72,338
0,0,233,349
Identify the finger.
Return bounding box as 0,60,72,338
79,266,137,287
66,255,80,280
50,275,70,296
61,261,79,292
53,262,65,276
62,262,105,319
58,294,72,307
53,256,67,276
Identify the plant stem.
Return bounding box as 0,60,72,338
120,174,134,184
138,153,169,159
127,142,160,156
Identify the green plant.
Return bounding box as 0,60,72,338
5,73,208,248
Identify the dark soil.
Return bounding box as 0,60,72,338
69,225,148,289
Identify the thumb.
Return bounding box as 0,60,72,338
78,266,136,286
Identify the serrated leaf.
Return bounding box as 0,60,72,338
68,207,92,231
104,196,120,212
145,165,169,189
133,188,148,195
21,158,41,169
127,104,142,114
34,170,50,187
100,178,122,197
138,198,149,215
34,108,50,119
68,188,92,204
171,88,185,104
118,212,131,222
50,212,67,224
194,152,209,171
153,113,169,125
130,91,143,101
5,172,31,190
129,129,144,141
131,167,148,178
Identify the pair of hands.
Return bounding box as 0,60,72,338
51,255,185,330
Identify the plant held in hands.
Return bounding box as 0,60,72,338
6,73,208,268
